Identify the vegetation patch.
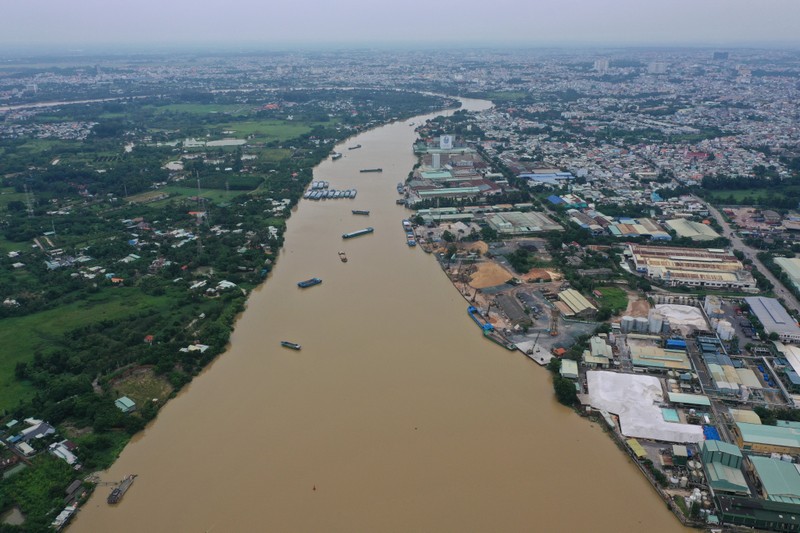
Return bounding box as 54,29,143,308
110,367,174,407
595,286,628,314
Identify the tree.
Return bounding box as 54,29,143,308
480,226,498,242
553,375,578,406
442,230,455,242
768,332,780,341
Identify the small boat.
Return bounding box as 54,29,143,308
331,152,342,160
297,277,322,288
359,168,382,173
348,144,362,150
352,209,370,215
281,341,301,350
338,251,348,262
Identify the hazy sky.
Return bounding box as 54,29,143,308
3,0,799,48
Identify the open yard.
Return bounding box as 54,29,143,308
111,367,173,407
220,120,312,141
469,262,515,289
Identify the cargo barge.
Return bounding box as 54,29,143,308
342,227,374,239
348,144,362,150
297,277,322,288
280,341,301,350
352,210,370,215
107,474,137,504
359,168,382,173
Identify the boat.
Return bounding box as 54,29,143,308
281,341,301,350
351,189,357,199
108,474,137,504
352,210,370,215
331,152,342,160
359,168,382,173
342,227,374,239
348,144,362,150
402,219,412,231
407,238,417,247
396,199,405,205
338,251,348,262
297,277,322,288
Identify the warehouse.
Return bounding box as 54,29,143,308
701,440,750,496
734,422,800,454
745,297,800,344
775,257,800,293
486,211,563,235
626,244,757,291
750,456,800,504
665,218,721,241
557,288,597,318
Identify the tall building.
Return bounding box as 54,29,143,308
647,62,667,74
593,59,609,74
713,51,729,60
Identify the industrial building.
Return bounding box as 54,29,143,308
665,218,721,241
556,288,597,318
775,257,800,293
734,422,800,454
582,335,613,368
750,456,800,504
560,359,579,380
626,244,757,291
701,440,750,496
495,294,532,328
608,218,671,240
486,211,563,235
625,334,692,371
745,297,800,344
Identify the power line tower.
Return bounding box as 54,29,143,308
23,183,35,217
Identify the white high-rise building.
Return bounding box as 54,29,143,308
593,59,609,74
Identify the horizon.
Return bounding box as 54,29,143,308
3,0,800,51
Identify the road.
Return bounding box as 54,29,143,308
702,199,800,313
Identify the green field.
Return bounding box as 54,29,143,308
0,290,169,410
221,120,312,141
151,103,254,115
596,286,628,312
706,186,800,204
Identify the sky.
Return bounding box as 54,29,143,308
2,0,800,49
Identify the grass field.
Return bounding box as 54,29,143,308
151,103,254,116
0,290,169,410
111,368,173,407
596,286,628,312
706,186,800,204
221,120,312,141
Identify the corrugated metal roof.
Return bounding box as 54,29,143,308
668,392,711,406
738,422,800,449
750,456,800,504
745,297,800,337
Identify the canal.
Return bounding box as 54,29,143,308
71,98,686,532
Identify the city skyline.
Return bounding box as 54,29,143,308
3,0,800,49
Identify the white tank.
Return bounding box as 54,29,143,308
621,316,634,333
635,317,649,332
772,453,782,460
670,477,680,486
649,315,663,333
687,460,696,470
783,454,794,463
680,477,689,488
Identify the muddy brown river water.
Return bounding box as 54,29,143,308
71,98,687,532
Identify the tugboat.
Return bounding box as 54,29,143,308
280,341,301,350
297,277,322,288
338,251,348,262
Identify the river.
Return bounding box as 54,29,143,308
71,98,686,532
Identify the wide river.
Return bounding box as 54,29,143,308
72,98,685,532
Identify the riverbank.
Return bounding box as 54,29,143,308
70,96,685,533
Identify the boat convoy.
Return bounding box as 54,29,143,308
403,219,416,246
304,181,357,201
297,277,322,288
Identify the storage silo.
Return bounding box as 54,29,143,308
621,316,635,333
635,317,649,333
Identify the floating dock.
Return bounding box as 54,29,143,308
107,474,137,504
